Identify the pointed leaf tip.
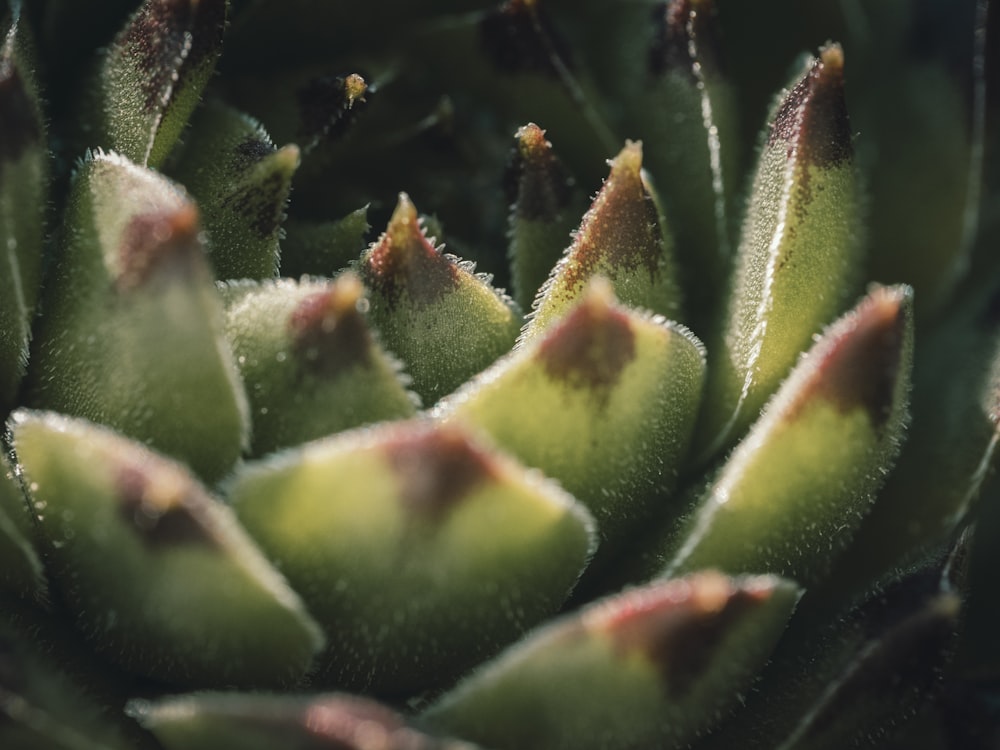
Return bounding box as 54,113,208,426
558,140,661,293
650,0,720,79
538,278,636,392
364,193,459,309
505,122,575,219
287,273,374,377
382,424,500,518
117,204,203,290
793,284,912,429
115,462,221,550
589,571,792,695
770,42,852,167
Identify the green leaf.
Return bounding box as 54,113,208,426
26,152,249,482
694,44,863,460
359,193,522,404
699,548,963,750
522,140,683,340
11,410,325,688
220,273,419,456
663,285,914,586
820,279,1000,605
0,6,48,410
80,0,228,167
423,571,800,750
168,100,299,280
591,0,740,334
279,206,370,278
505,122,584,310
228,419,596,694
437,277,705,568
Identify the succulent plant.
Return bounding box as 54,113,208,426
0,0,998,748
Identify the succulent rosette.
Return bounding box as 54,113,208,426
0,0,998,748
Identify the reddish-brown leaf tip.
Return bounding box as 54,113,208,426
793,285,912,429
116,463,220,550
537,278,636,395
382,424,500,519
117,204,203,290
561,141,663,291
287,273,375,378
586,571,777,695
361,193,459,310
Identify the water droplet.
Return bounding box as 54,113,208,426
275,352,288,363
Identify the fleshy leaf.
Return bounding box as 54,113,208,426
280,207,370,278
595,0,739,334
822,278,1000,604
663,285,914,586
505,122,584,310
700,547,964,750
694,44,863,460
168,100,299,280
0,7,48,411
26,152,249,482
127,692,482,750
79,0,228,167
422,571,800,750
221,273,419,456
522,140,682,340
228,419,596,694
437,277,705,568
359,193,522,404
11,411,325,688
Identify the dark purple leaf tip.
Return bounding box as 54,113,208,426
768,43,852,168
503,122,575,221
